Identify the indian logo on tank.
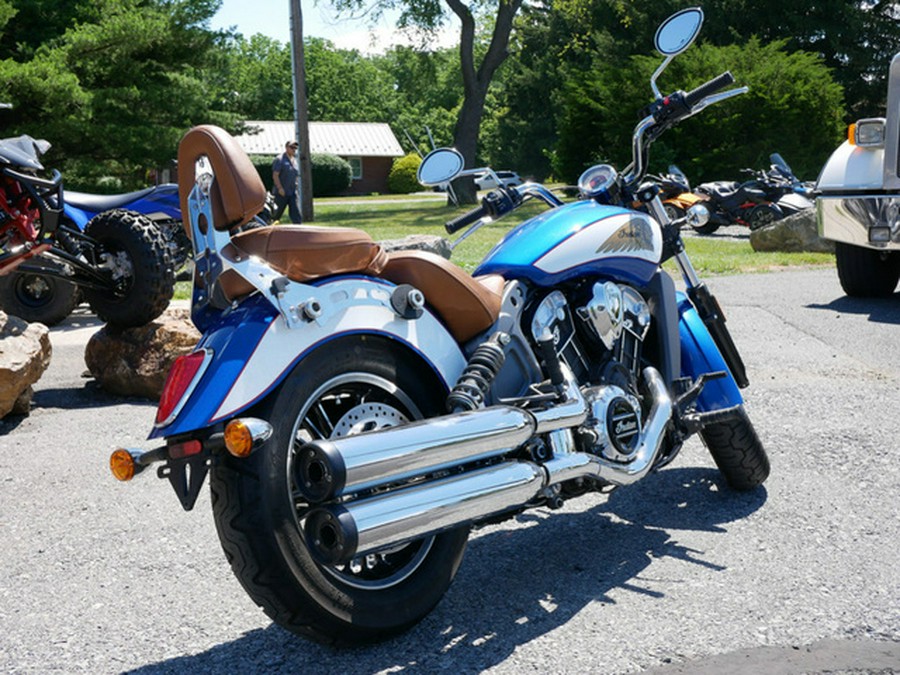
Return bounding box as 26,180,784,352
596,216,656,255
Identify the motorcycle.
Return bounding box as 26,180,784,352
0,134,175,326
647,165,708,222
691,153,814,235
110,7,769,645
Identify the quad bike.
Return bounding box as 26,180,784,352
0,135,174,326
110,8,768,646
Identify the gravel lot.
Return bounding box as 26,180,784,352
1,266,898,674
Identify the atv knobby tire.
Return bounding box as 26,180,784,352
83,209,174,327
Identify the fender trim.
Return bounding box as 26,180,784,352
150,278,467,439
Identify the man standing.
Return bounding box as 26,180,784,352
271,140,302,223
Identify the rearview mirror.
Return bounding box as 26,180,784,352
417,148,465,186
654,8,704,56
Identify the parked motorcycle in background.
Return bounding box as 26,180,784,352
647,165,709,223
0,131,175,325
691,153,814,235
110,8,768,646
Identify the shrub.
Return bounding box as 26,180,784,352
311,153,352,197
249,153,352,197
388,153,422,194
249,155,276,192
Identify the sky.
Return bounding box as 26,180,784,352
210,0,458,53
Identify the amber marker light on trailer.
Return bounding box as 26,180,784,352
224,418,273,458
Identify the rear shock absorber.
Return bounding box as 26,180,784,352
446,332,509,413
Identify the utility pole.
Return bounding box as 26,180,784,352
290,0,314,221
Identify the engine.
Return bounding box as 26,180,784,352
529,281,652,464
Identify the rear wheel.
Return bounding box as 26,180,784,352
747,204,780,230
835,242,900,298
210,335,468,645
699,406,770,490
0,258,79,325
82,209,174,327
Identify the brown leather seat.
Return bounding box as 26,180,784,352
217,225,389,300
381,250,504,342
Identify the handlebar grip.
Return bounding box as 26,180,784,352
684,71,735,109
445,205,487,234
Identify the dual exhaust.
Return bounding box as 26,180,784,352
300,368,673,565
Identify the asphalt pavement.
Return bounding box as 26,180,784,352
1,266,898,674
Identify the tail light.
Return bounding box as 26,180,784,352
155,349,212,427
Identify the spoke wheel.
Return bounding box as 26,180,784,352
210,335,469,645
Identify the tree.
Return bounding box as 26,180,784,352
328,0,525,202
0,0,227,189
554,39,845,184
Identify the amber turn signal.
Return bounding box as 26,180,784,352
224,420,255,458
224,418,273,458
110,449,137,482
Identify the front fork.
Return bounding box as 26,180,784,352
647,194,749,388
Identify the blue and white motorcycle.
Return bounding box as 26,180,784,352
112,8,768,645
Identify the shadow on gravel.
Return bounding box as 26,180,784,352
807,294,900,325
124,467,767,675
31,381,151,411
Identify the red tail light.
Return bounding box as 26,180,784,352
155,350,211,427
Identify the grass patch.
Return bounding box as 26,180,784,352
172,198,833,300
677,236,834,276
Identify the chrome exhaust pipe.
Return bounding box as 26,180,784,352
305,461,545,564
295,371,586,502
303,369,672,565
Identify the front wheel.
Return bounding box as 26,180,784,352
0,258,80,325
82,209,174,327
209,335,468,645
699,406,770,490
691,220,720,235
835,242,900,298
663,203,685,221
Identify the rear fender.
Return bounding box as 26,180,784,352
62,204,91,230
149,277,467,439
677,292,743,411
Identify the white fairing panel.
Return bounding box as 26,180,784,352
210,279,467,422
817,141,885,192
535,212,662,274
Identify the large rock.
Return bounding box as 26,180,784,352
750,208,835,253
380,234,452,259
0,310,52,418
85,307,200,399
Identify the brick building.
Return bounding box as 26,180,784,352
236,121,405,195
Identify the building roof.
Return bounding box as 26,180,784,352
237,121,404,158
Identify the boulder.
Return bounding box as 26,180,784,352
750,208,835,253
0,310,52,418
380,234,452,259
85,307,200,399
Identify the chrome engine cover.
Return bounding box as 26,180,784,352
579,384,643,463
